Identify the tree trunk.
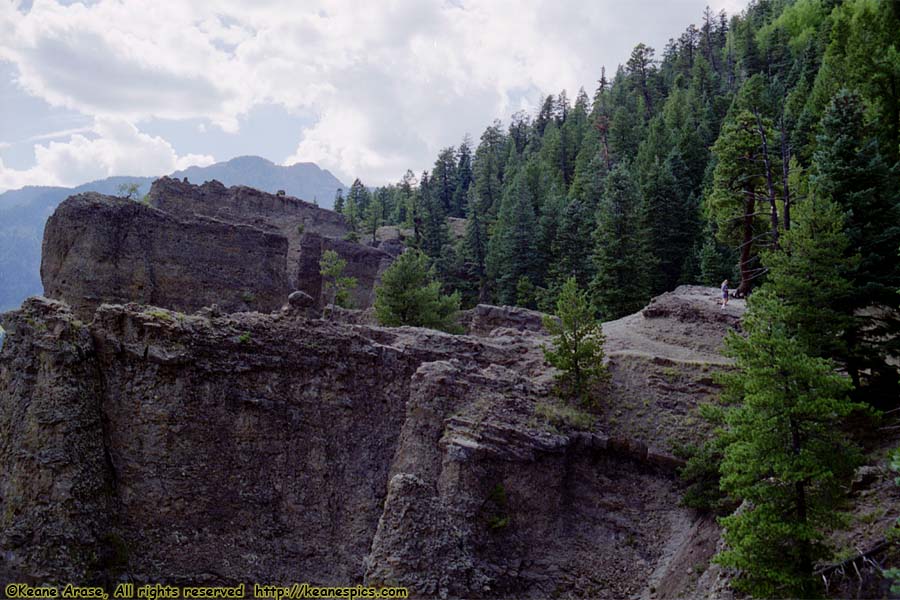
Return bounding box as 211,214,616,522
780,117,792,231
790,417,813,578
738,186,756,297
754,111,780,249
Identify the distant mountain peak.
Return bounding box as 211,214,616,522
225,155,276,167
171,156,346,208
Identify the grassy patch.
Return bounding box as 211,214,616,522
534,401,594,431
146,309,175,322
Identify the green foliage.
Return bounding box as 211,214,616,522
542,277,610,406
461,189,489,304
117,182,141,200
639,155,696,292
533,401,594,432
515,276,537,310
341,178,370,233
237,332,251,344
365,190,385,244
485,483,510,531
885,447,900,593
810,0,900,162
590,163,654,320
319,250,357,310
756,0,827,54
548,199,594,293
762,194,857,358
714,290,865,598
811,89,900,399
486,175,538,306
706,110,771,295
698,226,734,286
374,250,461,333
452,137,474,218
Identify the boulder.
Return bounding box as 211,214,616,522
464,303,550,336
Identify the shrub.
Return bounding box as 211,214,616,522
374,250,461,333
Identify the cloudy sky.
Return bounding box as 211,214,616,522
0,0,744,193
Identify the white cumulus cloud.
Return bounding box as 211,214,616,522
1,0,744,188
0,118,214,192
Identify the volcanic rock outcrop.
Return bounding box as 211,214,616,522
41,179,394,317
148,177,393,308
41,193,290,319
0,285,742,598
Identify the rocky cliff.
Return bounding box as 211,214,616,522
41,193,290,319
41,180,394,313
0,286,742,598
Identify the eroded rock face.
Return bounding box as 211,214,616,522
148,177,349,240
0,298,115,583
41,194,290,319
0,290,733,597
39,181,397,314
148,177,393,306
461,304,550,336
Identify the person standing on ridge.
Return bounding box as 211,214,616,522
721,279,729,309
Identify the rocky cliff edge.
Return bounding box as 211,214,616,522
0,286,743,598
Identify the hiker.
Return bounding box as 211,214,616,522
721,279,729,309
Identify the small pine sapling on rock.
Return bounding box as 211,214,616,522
542,277,610,407
319,250,357,313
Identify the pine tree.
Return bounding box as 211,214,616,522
810,0,900,163
374,250,461,333
417,172,450,259
549,199,594,293
569,128,604,206
486,176,538,306
698,228,734,286
364,190,384,245
452,136,474,217
714,289,864,598
812,89,900,396
535,94,555,136
473,125,504,218
609,99,645,162
462,187,489,303
542,277,610,407
333,188,344,214
432,147,458,216
591,163,654,320
536,187,565,288
319,250,358,311
626,43,658,116
640,156,692,292
346,178,371,218
762,194,857,359
707,110,770,295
